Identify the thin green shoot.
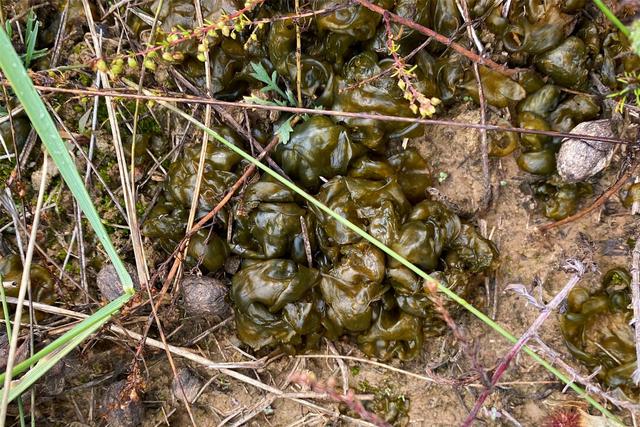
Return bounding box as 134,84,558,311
134,84,620,424
22,10,48,67
592,0,630,36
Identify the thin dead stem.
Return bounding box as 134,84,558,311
0,153,48,423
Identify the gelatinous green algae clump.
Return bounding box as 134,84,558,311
561,268,639,400
143,120,498,359
135,0,640,359
0,254,56,319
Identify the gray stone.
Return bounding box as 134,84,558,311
557,120,615,183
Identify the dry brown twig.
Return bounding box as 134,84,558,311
462,260,586,426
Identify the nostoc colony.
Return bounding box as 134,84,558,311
134,0,635,359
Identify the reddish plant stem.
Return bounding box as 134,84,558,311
290,373,392,427
539,166,635,232
353,0,516,76
11,82,633,146
461,262,585,426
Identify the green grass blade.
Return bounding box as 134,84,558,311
0,27,133,293
131,81,619,424
0,293,131,385
592,0,630,36
7,317,105,402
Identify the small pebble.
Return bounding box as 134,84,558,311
180,275,230,320
171,367,203,404
556,120,616,183
100,380,144,427
97,262,140,301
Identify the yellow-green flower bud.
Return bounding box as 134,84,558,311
96,59,108,73
162,51,174,62
143,58,156,71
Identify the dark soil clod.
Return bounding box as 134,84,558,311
180,275,231,320
100,380,144,427
171,367,203,404
96,262,140,301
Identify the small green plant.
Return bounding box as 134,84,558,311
4,9,49,67
608,71,640,113
244,62,297,143
244,62,296,106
